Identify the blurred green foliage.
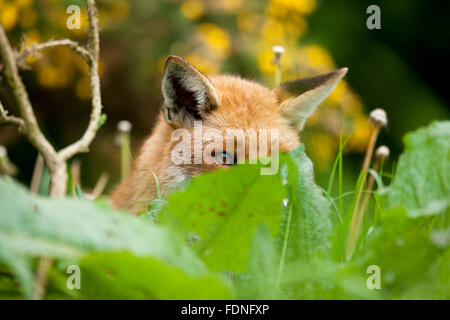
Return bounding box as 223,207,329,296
0,121,448,299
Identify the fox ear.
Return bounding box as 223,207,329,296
274,68,348,131
161,55,219,127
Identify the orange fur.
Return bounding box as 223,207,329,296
111,57,346,214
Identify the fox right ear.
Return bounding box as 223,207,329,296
274,68,348,131
161,56,219,128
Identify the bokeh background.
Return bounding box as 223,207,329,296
0,0,449,194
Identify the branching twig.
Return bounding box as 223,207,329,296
59,0,102,161
0,100,25,130
0,25,60,177
0,0,103,300
16,39,92,67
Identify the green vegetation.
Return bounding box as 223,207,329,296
0,121,448,299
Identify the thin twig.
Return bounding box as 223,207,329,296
0,100,25,130
31,0,103,300
0,0,103,299
0,23,60,172
30,153,44,194
16,39,92,67
59,0,103,161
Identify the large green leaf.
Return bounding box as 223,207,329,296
160,162,285,272
0,177,223,299
233,225,281,299
276,145,333,263
384,121,450,217
356,207,448,299
79,252,232,299
234,146,336,299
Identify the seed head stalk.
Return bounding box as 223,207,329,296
272,46,285,87
346,109,387,260
118,120,132,181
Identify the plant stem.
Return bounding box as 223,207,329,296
345,122,382,259
277,204,292,288
30,154,44,194
121,130,131,181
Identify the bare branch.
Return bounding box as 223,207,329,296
16,39,92,67
0,100,25,130
31,0,103,299
0,24,59,168
59,0,103,161
0,0,103,299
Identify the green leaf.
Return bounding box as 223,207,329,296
141,199,167,222
79,252,232,299
384,121,450,217
0,177,215,299
233,225,281,299
276,145,333,263
160,162,285,272
356,207,447,299
96,113,107,130
281,259,381,299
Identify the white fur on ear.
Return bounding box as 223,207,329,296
162,56,219,127
275,68,348,131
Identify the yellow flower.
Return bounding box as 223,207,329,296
340,91,363,116
305,133,337,171
326,80,347,106
16,0,34,8
181,0,204,20
185,52,219,75
1,4,18,30
304,45,335,70
262,19,286,43
347,115,372,152
23,31,40,64
257,49,276,75
198,23,231,57
25,30,40,44
219,0,243,12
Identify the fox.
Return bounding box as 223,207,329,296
111,55,347,214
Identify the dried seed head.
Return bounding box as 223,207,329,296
370,108,387,127
117,120,132,133
0,145,6,158
375,145,390,160
272,45,285,65
272,45,285,54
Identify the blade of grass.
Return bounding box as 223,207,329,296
277,203,292,288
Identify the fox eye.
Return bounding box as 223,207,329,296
213,151,236,166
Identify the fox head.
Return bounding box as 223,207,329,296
111,55,347,213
